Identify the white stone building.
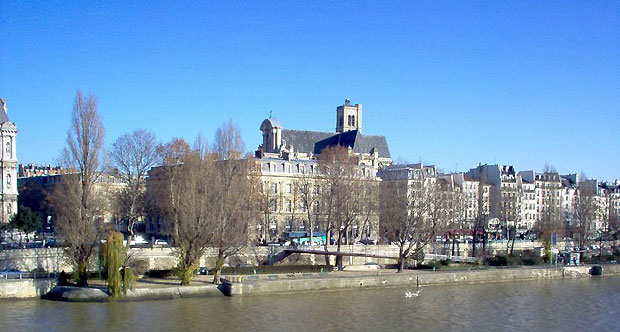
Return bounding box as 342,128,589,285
0,99,18,223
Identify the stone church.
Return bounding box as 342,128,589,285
257,99,392,168
0,99,18,224
254,99,392,243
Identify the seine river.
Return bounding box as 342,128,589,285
1,276,618,331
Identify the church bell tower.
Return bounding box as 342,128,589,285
336,99,362,133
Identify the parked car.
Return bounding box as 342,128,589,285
154,239,168,246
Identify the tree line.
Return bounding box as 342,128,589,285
36,91,619,287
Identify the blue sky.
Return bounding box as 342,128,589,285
1,1,619,180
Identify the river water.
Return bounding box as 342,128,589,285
1,276,618,331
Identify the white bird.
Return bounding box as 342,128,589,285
405,290,421,298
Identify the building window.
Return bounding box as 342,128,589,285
270,200,277,212
286,200,292,212
285,184,291,194
271,183,278,194
7,204,11,215
6,174,10,189
5,141,11,158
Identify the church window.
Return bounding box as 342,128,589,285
5,141,11,158
6,174,10,189
7,204,11,215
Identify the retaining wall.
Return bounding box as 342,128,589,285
0,278,57,299
233,264,620,296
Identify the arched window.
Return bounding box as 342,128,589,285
5,141,11,158
6,174,10,189
7,204,11,215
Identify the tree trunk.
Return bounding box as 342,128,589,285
397,246,405,272
509,228,516,257
76,260,89,287
451,236,456,257
472,229,477,258
213,252,225,284
324,228,331,266
336,235,343,271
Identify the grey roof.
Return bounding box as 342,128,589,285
281,130,334,155
314,130,391,158
260,118,281,130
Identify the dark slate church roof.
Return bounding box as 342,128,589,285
282,129,391,159
281,130,334,155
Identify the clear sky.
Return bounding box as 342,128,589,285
1,1,619,180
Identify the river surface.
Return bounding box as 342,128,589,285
1,276,618,332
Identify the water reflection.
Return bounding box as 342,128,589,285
1,276,618,331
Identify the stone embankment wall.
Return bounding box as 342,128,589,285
1,240,616,273
233,264,620,296
0,279,57,299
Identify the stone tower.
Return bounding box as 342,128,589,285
260,117,282,154
0,99,17,224
336,99,362,133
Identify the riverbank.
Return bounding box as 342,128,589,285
15,263,616,302
232,264,620,296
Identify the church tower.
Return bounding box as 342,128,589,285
336,99,362,133
0,99,17,224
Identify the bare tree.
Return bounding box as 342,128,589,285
534,172,563,263
209,121,260,283
297,174,321,246
380,179,452,272
48,91,106,286
214,119,245,160
573,184,596,252
259,180,277,243
499,183,520,256
158,150,216,285
317,146,368,270
110,129,159,252
471,183,490,258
